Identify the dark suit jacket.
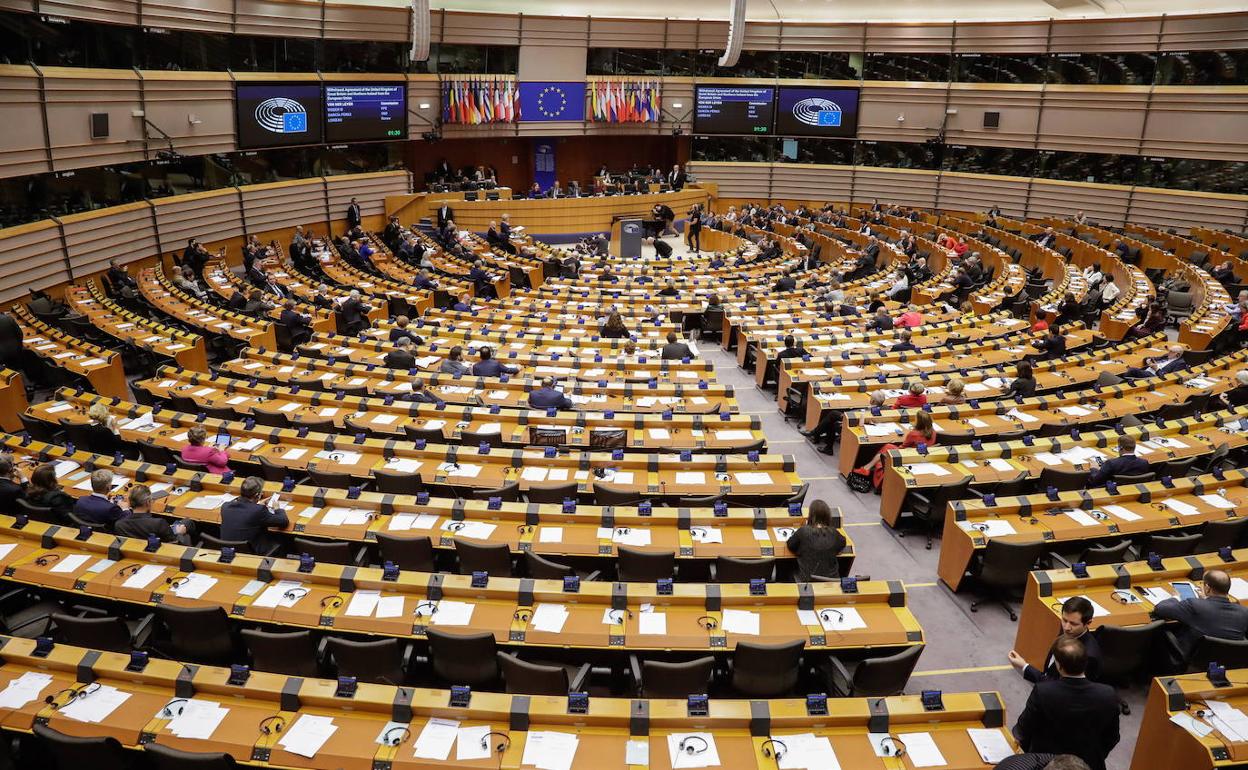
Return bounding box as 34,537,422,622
1087,454,1151,486
1023,631,1103,683
389,329,420,345
339,298,369,330
890,342,917,353
773,277,797,292
0,478,26,513
1153,595,1248,659
1036,334,1067,360
1012,677,1119,770
220,497,288,547
473,359,514,377
777,347,804,361
528,387,573,410
115,512,177,543
347,204,362,228
661,342,693,361
280,309,311,333
870,316,895,333
383,350,416,369
73,494,126,527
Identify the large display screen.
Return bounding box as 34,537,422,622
236,83,324,149
774,86,861,138
693,85,775,135
325,83,408,143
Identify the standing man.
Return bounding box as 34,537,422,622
346,197,362,232
1012,638,1119,770
436,201,455,229
1008,596,1102,683
667,164,686,191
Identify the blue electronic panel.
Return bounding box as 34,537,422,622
325,83,408,143
235,83,324,149
693,85,775,135
774,87,860,138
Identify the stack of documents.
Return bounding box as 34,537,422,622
530,603,569,633
771,733,840,770
0,672,52,709
278,714,337,758
164,699,230,740
60,684,131,723
522,731,580,770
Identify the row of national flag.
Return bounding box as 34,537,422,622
589,79,661,123
442,78,521,124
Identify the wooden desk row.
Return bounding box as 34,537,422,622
138,266,277,351
0,634,1015,770
0,434,846,566
63,281,208,372
11,305,128,400
884,401,1248,531
29,392,803,501
138,367,762,452
837,342,1241,470
221,348,739,414
1133,670,1248,770
938,467,1248,591
0,518,912,656
202,262,337,335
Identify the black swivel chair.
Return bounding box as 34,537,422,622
1184,635,1248,674
593,483,643,507
374,533,435,572
729,639,806,697
455,539,514,576
497,652,590,696
33,724,129,770
470,481,520,502
241,628,323,678
51,611,154,653
824,644,925,697
291,536,368,566
154,606,236,664
525,482,580,504
902,477,972,549
144,742,238,770
713,556,775,583
325,637,412,685
969,540,1047,621
426,628,500,688
372,470,425,496
1198,518,1248,553
1095,621,1163,715
1049,540,1131,569
616,547,675,582
629,655,715,699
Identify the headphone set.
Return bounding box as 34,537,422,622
44,683,100,708
696,616,718,630
283,587,310,602
677,735,709,756
760,739,787,760
381,726,411,746
413,601,439,619
320,595,345,610
159,698,189,719
259,715,286,735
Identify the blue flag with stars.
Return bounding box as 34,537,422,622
518,82,586,122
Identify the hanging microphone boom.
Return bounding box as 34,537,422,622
410,0,430,62
718,0,746,68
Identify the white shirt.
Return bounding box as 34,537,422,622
1102,282,1121,303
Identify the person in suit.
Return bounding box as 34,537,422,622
1011,637,1119,770
435,202,455,229
220,476,288,553
546,180,563,198
1054,292,1081,327
528,377,573,410
279,299,313,347
567,180,581,198
435,158,453,181
773,271,798,293
106,258,137,293
291,225,310,262
657,281,679,298
408,379,439,404
1009,596,1103,684
382,216,403,251
661,332,693,361
472,346,518,377
439,346,471,375
1034,325,1067,361
346,197,362,231
182,239,210,276
1032,227,1058,249
73,469,127,527
414,270,438,291
1086,435,1151,487
310,285,335,311
338,290,372,335
115,484,192,545
452,294,474,313
499,214,513,242
667,164,685,191
1005,361,1038,399
867,307,894,333
383,337,417,369
890,330,918,353
0,454,27,513
242,290,273,318
1152,568,1248,663
995,755,1090,770
1123,344,1187,380
389,316,422,346
776,334,803,361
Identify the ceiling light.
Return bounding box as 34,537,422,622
419,102,431,109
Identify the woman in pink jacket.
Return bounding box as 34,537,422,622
181,425,231,475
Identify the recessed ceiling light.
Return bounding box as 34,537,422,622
419,102,431,109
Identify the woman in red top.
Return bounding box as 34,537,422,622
857,411,938,490
894,382,928,408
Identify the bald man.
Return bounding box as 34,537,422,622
1152,569,1248,663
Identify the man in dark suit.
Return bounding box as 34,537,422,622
658,281,679,298
311,285,335,311
346,198,362,231
182,239,210,276
1012,637,1119,770
773,271,797,293
220,476,288,553
73,469,127,527
383,338,417,369
106,259,138,295
435,202,455,229
408,379,439,404
1086,435,1151,487
115,485,191,545
242,290,273,318
1008,596,1103,683
777,335,803,361
499,215,513,242
667,164,686,191
661,332,693,361
1032,227,1057,249
528,377,574,410
382,216,403,251
1123,344,1187,380
472,346,518,378
338,290,372,336
890,330,917,353
994,755,1089,770
1153,568,1248,663
0,454,27,512
279,299,314,347
1033,325,1067,361
868,307,895,333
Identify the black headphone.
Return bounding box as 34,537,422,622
678,735,709,755
696,616,718,630
259,716,286,735
414,601,438,618
879,734,907,758
159,698,188,719
819,609,844,624
382,725,411,746
760,739,786,759
320,595,345,610
34,554,61,567
607,608,632,624
482,731,511,754
283,588,310,602
513,609,532,622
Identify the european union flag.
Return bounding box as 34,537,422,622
282,112,308,133
518,82,586,122
816,110,842,127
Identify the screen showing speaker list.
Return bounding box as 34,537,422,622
694,86,775,135
325,83,408,143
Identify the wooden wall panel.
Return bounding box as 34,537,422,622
587,18,667,48
686,161,770,199
141,72,237,159
61,202,158,278
938,172,1030,219
143,0,233,33
1141,88,1248,162
0,66,50,178
951,22,1049,54
1130,189,1248,232
35,0,139,25
0,1,34,11
41,68,146,171
323,2,412,42
770,164,853,203
235,0,323,38
240,179,328,237
863,24,954,54
0,221,68,303
854,166,940,210
945,86,1042,149
1037,87,1148,156
523,16,590,48
1048,18,1162,53
776,23,865,53
326,170,412,232
1158,12,1248,52
435,11,521,46
858,84,946,143
1029,179,1132,226
153,189,245,249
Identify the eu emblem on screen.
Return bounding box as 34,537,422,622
518,82,587,122
255,97,309,134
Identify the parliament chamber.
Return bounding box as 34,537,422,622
0,2,1246,769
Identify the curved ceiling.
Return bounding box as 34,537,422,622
406,0,1245,23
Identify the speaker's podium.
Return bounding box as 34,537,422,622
609,216,645,258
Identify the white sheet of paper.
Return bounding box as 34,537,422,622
456,725,493,760
1102,504,1142,522
722,608,760,635
1064,509,1101,527
676,471,706,485
50,554,91,574
530,603,569,633
522,731,579,770
639,613,667,635
1170,711,1214,738
432,600,476,627
521,466,549,482
171,573,218,600
166,699,229,740
667,732,720,769
966,728,1014,764
774,732,840,770
278,714,337,759
344,590,381,617
413,717,460,760
0,672,53,709
1200,493,1236,510
376,596,405,618
59,684,131,723
538,527,563,543
907,463,950,477
987,458,1015,472
625,738,649,766
1162,498,1201,517
896,732,947,768
819,606,867,632
122,564,166,589
384,458,423,474
734,472,772,486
